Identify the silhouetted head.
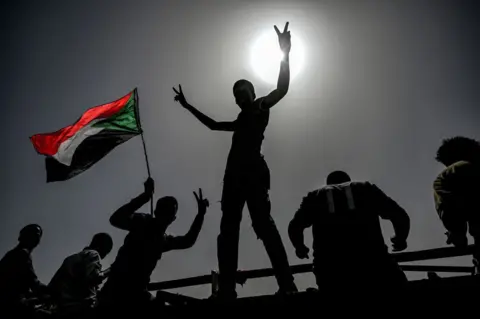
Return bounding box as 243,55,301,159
436,136,480,167
154,196,178,225
18,224,43,250
89,233,113,259
326,171,351,185
233,79,256,109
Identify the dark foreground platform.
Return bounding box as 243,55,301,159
153,275,480,317
14,245,480,318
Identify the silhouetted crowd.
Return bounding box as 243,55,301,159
2,21,480,318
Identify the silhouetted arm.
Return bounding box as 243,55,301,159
164,214,205,251
83,251,105,287
289,194,315,254
100,267,111,279
173,85,236,131
109,192,151,231
110,178,154,231
91,268,111,287
163,189,209,251
20,250,48,295
184,104,237,131
371,184,410,249
30,277,48,296
262,54,290,110
262,22,291,110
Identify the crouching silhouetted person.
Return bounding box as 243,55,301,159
288,171,409,293
98,177,209,314
0,224,49,316
433,136,480,274
48,233,113,317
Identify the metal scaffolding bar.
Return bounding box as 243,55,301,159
147,244,476,291
393,245,475,262
149,274,212,291
400,265,473,273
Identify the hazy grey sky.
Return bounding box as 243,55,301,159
1,0,479,298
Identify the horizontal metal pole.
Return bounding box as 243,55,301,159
393,245,475,262
400,265,473,273
156,290,201,302
149,274,212,291
147,245,476,291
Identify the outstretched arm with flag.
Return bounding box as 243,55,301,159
30,89,143,182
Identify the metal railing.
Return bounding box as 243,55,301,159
148,244,476,292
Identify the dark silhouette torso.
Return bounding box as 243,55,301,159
107,214,170,291
308,182,388,262
225,98,269,176
0,247,37,301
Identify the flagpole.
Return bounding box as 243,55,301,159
141,132,154,216
135,88,154,216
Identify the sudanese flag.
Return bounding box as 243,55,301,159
30,89,142,182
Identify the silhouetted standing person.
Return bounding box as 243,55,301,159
173,22,297,298
288,171,410,292
48,233,113,316
0,224,48,314
99,178,209,312
433,136,480,275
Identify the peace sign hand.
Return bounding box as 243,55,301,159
193,188,209,216
274,22,291,54
173,84,188,107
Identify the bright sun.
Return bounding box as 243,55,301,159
250,29,305,85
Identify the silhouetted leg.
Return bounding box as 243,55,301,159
313,264,322,289
312,263,335,291
217,179,246,298
313,262,353,294
246,181,297,292
472,235,480,275
376,254,408,289
97,274,152,315
468,212,480,274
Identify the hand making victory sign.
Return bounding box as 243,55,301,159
173,85,188,108
193,188,209,216
274,22,291,54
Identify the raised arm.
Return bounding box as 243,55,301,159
164,189,209,251
288,192,315,260
370,184,410,252
262,22,291,110
173,85,236,131
109,178,154,231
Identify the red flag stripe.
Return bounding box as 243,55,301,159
30,91,133,156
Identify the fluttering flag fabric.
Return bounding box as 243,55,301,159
30,89,142,182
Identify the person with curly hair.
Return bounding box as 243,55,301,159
433,136,480,274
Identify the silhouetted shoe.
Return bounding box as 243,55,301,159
427,272,441,280
209,290,237,302
445,231,468,247
275,283,298,296
473,259,480,276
